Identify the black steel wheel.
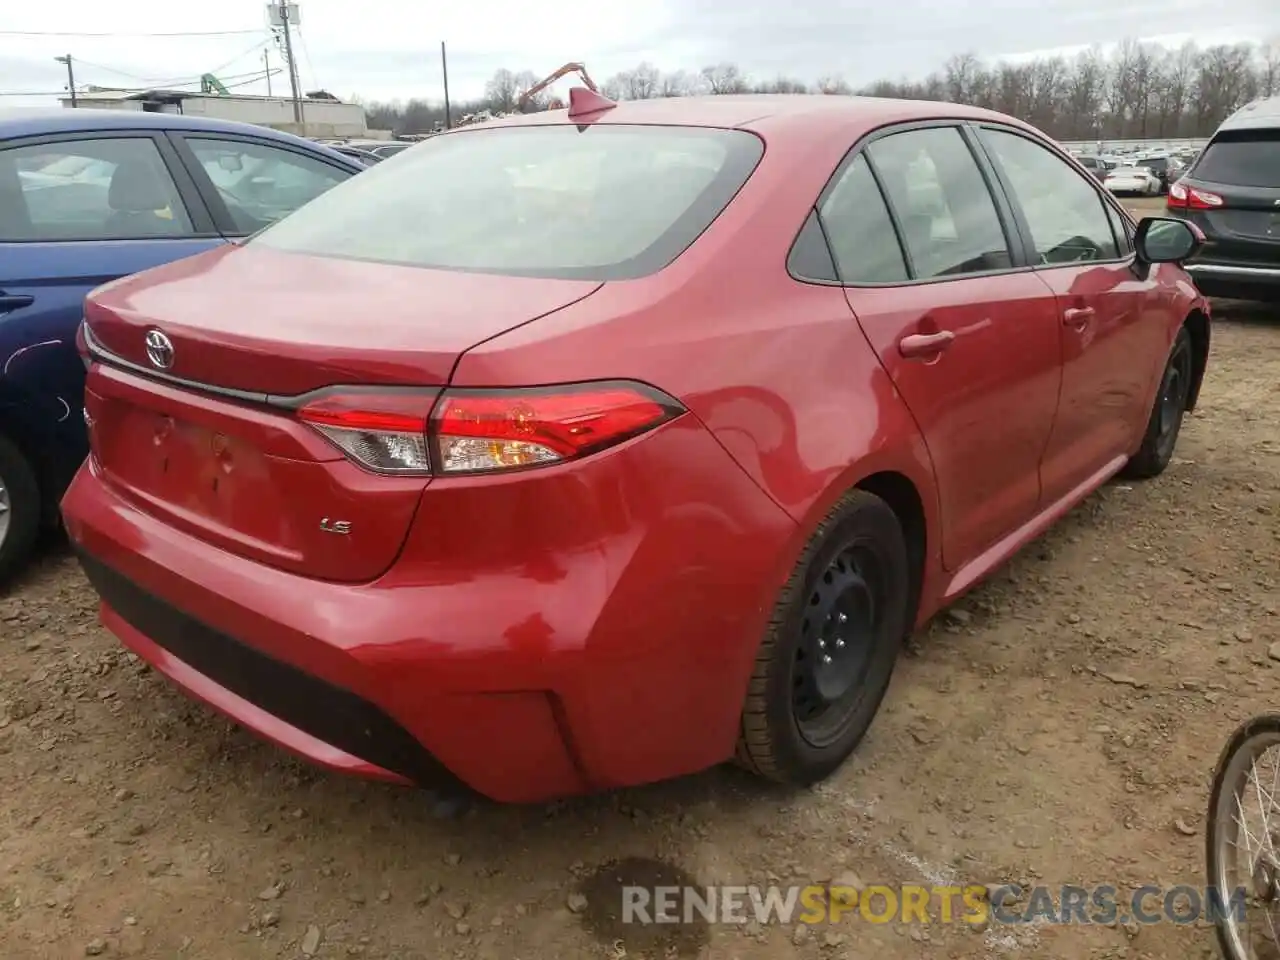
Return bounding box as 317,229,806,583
737,489,910,785
1120,325,1194,480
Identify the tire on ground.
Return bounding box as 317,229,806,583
0,432,41,587
736,488,911,785
1121,325,1193,480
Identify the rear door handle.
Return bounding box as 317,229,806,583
0,294,35,315
898,330,955,359
1063,306,1095,327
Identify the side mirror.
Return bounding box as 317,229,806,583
1134,216,1203,264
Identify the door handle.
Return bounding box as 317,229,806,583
898,330,955,359
1063,306,1095,328
0,294,35,315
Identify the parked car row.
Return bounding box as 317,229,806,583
2,90,1270,804
311,137,417,166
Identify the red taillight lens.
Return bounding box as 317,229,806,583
430,381,685,474
295,381,685,476
297,390,436,474
1170,181,1223,210
1188,187,1223,209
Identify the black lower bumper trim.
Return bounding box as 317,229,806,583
75,548,458,788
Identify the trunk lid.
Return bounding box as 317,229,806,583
1189,179,1280,246
84,244,603,396
82,245,602,582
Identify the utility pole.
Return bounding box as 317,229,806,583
54,54,76,106
269,1,303,128
263,47,272,97
441,41,451,129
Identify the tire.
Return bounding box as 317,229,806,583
1206,714,1280,960
736,489,910,785
0,432,41,588
1119,325,1193,480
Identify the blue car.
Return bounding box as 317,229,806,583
0,109,364,582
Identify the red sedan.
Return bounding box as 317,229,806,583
62,90,1210,803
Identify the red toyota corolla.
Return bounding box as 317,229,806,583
62,90,1210,803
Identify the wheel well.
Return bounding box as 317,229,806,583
0,419,54,525
856,471,926,630
1184,309,1209,413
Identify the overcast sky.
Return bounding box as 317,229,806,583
0,0,1273,108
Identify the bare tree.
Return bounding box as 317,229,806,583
700,63,749,95
483,69,521,113
660,70,701,97
816,75,853,95
615,62,661,100
760,75,809,94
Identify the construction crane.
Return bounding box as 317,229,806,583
456,61,603,127
516,62,599,112
200,73,230,95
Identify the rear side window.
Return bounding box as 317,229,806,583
0,137,193,242
866,127,1013,279
251,125,764,280
1192,131,1280,187
817,154,908,283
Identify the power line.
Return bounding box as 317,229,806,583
0,68,281,98
295,27,318,92
205,38,274,78
66,38,270,87
0,28,265,38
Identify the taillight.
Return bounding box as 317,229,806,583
297,390,435,475
1168,181,1222,210
430,381,685,474
296,381,685,476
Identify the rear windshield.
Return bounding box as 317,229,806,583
1192,131,1280,188
250,124,764,280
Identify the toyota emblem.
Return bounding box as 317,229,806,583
144,330,174,370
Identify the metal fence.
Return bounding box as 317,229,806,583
1058,138,1210,154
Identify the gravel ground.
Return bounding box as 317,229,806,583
2,210,1277,959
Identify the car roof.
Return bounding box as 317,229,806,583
474,93,1039,144
0,108,364,171
1219,95,1280,132
1,107,330,145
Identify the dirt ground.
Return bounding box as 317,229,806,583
3,198,1278,959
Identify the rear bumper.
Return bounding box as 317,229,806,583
61,417,798,802
1183,261,1280,301
1183,262,1280,283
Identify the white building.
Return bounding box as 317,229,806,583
60,88,369,139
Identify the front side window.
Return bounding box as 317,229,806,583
186,138,350,234
0,137,193,242
1104,202,1133,254
249,125,764,280
865,127,1013,280
978,128,1120,265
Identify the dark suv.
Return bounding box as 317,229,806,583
1076,155,1112,181
1140,155,1179,194
1166,96,1280,302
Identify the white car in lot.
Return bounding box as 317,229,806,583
1104,164,1161,196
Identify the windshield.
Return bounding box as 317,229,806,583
249,124,764,280
1193,131,1280,188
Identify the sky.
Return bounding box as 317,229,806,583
0,0,1274,109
